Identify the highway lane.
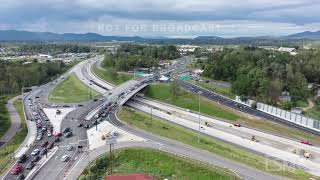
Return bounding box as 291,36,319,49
132,97,320,153
6,55,288,180
78,108,284,180
32,101,104,180
3,57,103,180
178,80,320,136
62,56,286,180
3,87,57,180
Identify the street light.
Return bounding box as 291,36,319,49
197,91,202,143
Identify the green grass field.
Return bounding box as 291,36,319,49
118,107,315,180
93,67,133,85
49,74,100,103
146,83,239,121
79,148,239,180
0,98,28,175
195,82,235,99
0,96,11,140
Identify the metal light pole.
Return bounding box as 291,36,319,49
150,107,153,126
198,91,202,143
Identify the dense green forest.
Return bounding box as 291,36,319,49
0,60,72,95
197,47,320,106
15,44,96,55
102,44,180,71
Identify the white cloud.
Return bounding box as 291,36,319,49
0,0,319,36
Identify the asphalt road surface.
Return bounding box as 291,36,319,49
0,95,22,148
178,80,320,135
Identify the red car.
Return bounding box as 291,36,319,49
37,123,42,128
53,132,62,137
41,141,48,147
301,140,313,146
10,164,22,175
233,123,241,127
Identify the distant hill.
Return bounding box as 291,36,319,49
1,29,320,44
286,31,320,39
194,36,224,40
0,30,144,42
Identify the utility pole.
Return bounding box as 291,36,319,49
95,118,98,131
109,143,113,175
198,91,202,143
150,107,153,126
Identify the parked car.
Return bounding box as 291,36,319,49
17,154,27,163
47,132,52,137
53,132,62,137
62,127,71,133
26,162,35,170
16,174,25,180
61,155,69,162
77,123,83,127
10,164,22,175
36,135,42,141
31,156,40,163
31,149,40,156
84,124,90,129
64,131,73,138
233,123,241,127
40,148,47,155
36,123,42,128
41,141,48,147
67,145,73,151
301,140,313,146
47,142,54,149
41,126,47,131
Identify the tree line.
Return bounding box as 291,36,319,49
14,44,95,55
102,44,180,71
197,46,320,106
0,60,72,95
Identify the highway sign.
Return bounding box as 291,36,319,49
106,137,117,145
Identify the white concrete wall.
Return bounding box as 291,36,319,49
235,96,320,132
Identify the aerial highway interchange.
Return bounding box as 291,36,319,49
3,55,320,180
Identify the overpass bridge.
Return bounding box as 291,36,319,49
80,56,192,121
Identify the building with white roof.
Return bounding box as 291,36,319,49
278,47,298,56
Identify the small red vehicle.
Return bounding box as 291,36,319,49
36,123,42,128
53,132,62,137
233,123,241,127
10,164,22,175
301,140,312,146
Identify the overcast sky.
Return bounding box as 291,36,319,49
0,0,319,37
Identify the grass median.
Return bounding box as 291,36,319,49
79,148,239,180
49,74,100,103
118,107,316,180
146,83,239,121
93,67,133,85
195,81,235,99
0,98,27,176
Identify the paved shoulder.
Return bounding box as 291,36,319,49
0,95,22,147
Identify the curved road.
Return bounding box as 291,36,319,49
64,109,284,180
5,56,286,180
0,95,22,147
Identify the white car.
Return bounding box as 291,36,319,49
36,135,42,141
31,149,40,156
61,155,69,162
67,145,73,151
47,132,52,137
